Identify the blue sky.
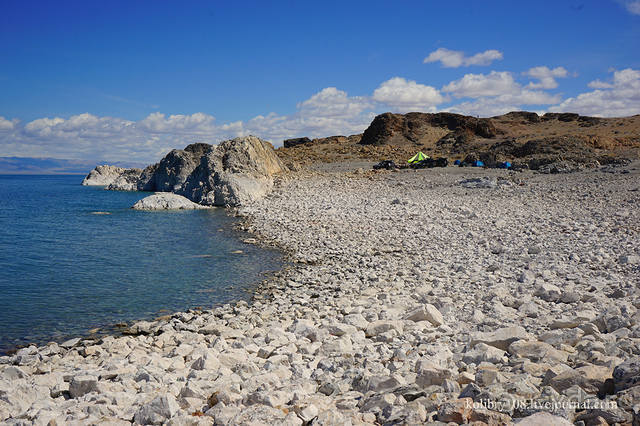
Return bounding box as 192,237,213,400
0,0,639,163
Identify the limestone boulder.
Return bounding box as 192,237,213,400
81,165,128,186
132,193,210,210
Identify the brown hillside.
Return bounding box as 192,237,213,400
276,111,640,169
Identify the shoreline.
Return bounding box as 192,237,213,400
1,162,639,424
0,191,285,357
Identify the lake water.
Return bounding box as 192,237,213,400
0,175,282,354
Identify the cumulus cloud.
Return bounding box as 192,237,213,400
441,70,563,116
549,68,640,117
445,89,562,117
372,77,445,112
443,71,521,98
138,112,216,134
3,66,635,163
423,48,503,68
0,117,17,131
524,66,569,89
297,87,372,118
0,88,377,164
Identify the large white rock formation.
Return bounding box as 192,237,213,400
81,165,130,186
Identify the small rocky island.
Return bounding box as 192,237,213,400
2,112,639,425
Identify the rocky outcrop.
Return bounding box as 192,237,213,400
81,165,129,186
497,111,541,123
283,137,312,148
136,143,212,192
179,136,287,206
132,193,210,210
282,135,361,149
91,136,287,207
105,168,143,191
359,112,498,146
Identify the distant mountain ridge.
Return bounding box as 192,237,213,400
0,157,147,175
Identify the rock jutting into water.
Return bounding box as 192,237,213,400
132,193,211,210
81,165,140,186
83,136,287,207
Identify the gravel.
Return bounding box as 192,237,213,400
0,162,638,425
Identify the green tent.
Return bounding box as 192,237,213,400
408,151,429,164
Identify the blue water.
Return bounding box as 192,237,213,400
0,175,282,354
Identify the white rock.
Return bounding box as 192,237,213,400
69,375,100,398
134,394,180,425
619,254,640,264
405,304,444,326
132,193,209,210
462,343,507,365
365,320,403,337
81,165,128,186
470,326,533,351
534,283,562,302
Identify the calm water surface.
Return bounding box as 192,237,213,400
0,175,281,354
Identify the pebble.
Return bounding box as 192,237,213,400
0,165,638,424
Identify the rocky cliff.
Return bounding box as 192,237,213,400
358,112,498,146
106,168,144,191
85,136,287,207
178,136,287,206
81,165,138,186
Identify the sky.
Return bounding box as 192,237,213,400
0,0,639,164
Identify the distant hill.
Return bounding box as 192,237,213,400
0,157,146,175
276,111,640,169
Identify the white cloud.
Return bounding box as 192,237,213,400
372,77,445,112
443,71,520,98
138,112,215,134
0,87,377,163
587,79,614,89
524,66,569,89
618,0,640,14
445,88,562,117
550,68,640,117
423,48,503,68
440,69,563,116
0,117,16,131
3,67,636,164
297,87,372,118
445,100,520,117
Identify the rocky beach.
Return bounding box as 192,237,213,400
1,156,639,425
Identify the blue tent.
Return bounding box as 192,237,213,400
473,160,485,167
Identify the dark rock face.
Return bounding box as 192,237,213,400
613,357,640,392
137,164,159,191
106,168,143,191
283,137,312,148
499,111,541,123
282,135,360,148
137,144,213,192
542,113,580,122
511,137,595,158
359,112,498,146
